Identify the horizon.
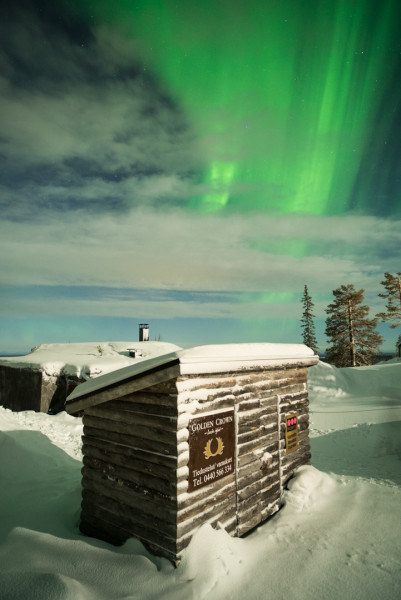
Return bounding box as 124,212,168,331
1,1,400,353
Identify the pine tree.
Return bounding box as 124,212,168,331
300,285,319,354
325,284,382,367
396,333,401,357
377,272,401,328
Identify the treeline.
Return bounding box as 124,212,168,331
301,272,401,367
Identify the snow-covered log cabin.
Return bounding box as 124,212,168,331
0,341,180,413
66,343,318,564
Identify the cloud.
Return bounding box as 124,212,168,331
0,209,399,317
1,2,399,337
0,2,199,218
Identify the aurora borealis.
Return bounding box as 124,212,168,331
0,0,400,353
75,0,401,216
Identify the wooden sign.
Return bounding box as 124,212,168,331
188,409,235,492
285,413,299,454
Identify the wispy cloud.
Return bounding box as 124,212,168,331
0,5,199,219
1,209,399,315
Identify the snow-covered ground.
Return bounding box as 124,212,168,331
1,360,400,599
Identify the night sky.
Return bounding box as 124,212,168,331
1,0,400,353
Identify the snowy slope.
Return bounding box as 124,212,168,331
0,361,400,599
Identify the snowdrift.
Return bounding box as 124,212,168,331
0,361,400,599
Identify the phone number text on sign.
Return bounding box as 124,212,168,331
188,410,235,492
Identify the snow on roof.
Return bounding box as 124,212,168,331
0,341,182,379
66,342,318,408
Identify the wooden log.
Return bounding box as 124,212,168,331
260,482,281,502
81,467,177,515
280,398,309,412
260,468,280,490
83,454,176,496
178,501,237,538
237,459,263,481
176,374,237,392
237,411,278,435
260,458,280,480
80,513,128,546
178,397,235,413
87,403,178,431
68,365,181,413
259,395,279,409
279,390,309,404
237,479,262,503
261,400,278,418
81,464,176,510
177,477,235,512
82,488,177,537
237,503,262,536
178,484,235,522
281,452,312,477
221,515,237,535
83,414,177,448
238,430,278,456
276,382,306,396
82,435,177,469
114,390,178,408
237,408,264,425
146,379,179,394
260,498,281,519
81,505,178,554
261,500,281,520
237,450,261,468
237,398,261,412
237,426,267,445
178,387,236,406
237,468,263,490
82,441,176,483
83,420,177,456
110,399,178,417
83,424,177,458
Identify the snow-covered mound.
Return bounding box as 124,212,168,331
309,360,401,432
0,341,182,379
0,360,400,599
309,359,401,400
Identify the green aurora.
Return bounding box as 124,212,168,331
74,0,401,216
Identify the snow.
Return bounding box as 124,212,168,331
0,341,182,379
66,342,317,405
1,359,401,599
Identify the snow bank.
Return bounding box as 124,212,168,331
309,359,401,401
0,359,400,599
309,360,401,432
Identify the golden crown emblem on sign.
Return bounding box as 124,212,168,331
203,437,224,460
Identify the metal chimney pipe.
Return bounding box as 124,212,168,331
139,323,149,342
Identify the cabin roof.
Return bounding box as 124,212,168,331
65,342,318,414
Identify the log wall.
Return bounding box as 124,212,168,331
78,365,311,564
0,365,81,413
79,383,181,563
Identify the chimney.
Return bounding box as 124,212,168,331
139,323,149,342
